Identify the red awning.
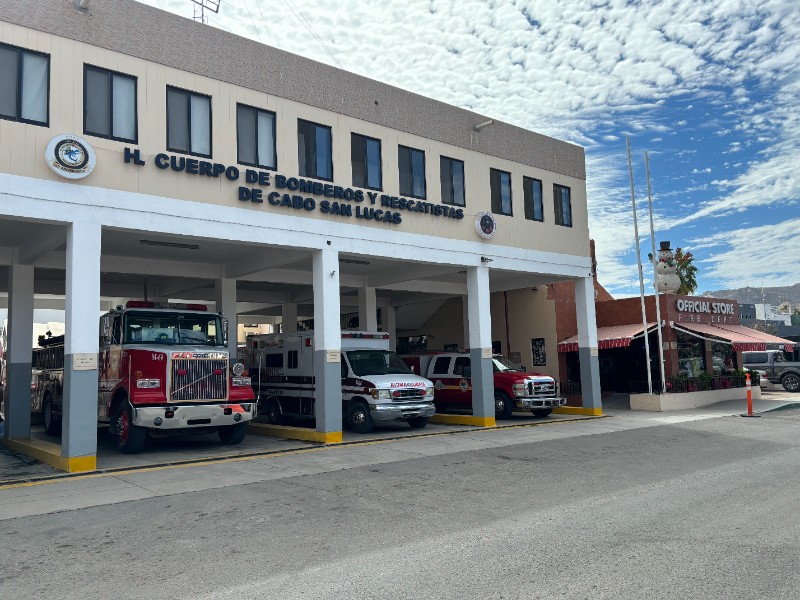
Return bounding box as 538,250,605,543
674,322,794,353
558,323,657,353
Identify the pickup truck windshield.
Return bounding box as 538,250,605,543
492,356,520,372
347,350,412,376
123,311,224,346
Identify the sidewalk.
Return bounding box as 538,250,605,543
1,393,798,521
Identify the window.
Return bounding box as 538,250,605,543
264,353,283,368
351,133,382,190
554,183,572,227
440,156,465,206
490,168,512,216
237,104,276,169
288,350,299,369
398,145,426,199
84,65,137,143
166,86,211,157
524,177,543,222
432,357,452,375
0,43,49,126
453,357,471,376
298,119,332,180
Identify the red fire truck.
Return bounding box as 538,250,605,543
32,301,256,453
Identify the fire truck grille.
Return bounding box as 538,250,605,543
527,381,556,397
392,389,425,402
170,359,228,401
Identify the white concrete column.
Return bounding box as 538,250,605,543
384,304,397,351
62,221,101,459
466,266,494,420
576,276,601,411
4,256,34,439
215,277,238,361
461,295,469,350
312,247,341,434
357,286,377,331
281,302,298,333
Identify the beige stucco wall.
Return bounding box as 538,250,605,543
0,19,589,257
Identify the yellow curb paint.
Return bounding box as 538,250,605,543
553,406,603,416
430,414,496,427
247,423,343,444
0,438,96,473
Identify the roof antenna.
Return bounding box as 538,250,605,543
190,0,220,24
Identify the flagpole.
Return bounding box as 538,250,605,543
645,151,666,393
627,136,652,395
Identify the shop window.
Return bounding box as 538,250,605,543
166,86,211,157
84,65,137,143
237,104,276,169
490,168,512,216
524,177,543,222
677,333,704,377
440,156,465,206
298,119,332,180
0,43,49,126
554,183,572,227
711,342,735,375
531,338,546,366
398,145,426,199
351,133,382,190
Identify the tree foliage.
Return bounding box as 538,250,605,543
675,247,698,295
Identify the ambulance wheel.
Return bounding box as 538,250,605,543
531,408,553,418
265,398,283,425
348,400,374,434
494,391,514,419
218,422,247,445
407,416,429,429
113,400,146,454
43,394,61,436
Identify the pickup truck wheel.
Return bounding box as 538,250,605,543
494,391,514,420
531,408,553,418
218,422,247,445
43,394,62,436
781,373,800,393
266,398,283,425
348,400,374,434
112,401,146,454
407,416,429,429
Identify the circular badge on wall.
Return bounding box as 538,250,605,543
475,211,497,240
45,134,96,179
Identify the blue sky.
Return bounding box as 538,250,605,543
140,0,799,297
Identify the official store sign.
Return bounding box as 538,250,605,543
45,135,96,179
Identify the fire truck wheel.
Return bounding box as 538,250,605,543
43,395,61,436
348,400,374,434
218,422,247,445
494,391,514,420
266,398,283,425
113,402,146,454
407,416,429,429
531,408,553,418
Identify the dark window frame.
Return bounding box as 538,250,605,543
440,155,466,206
490,168,513,216
523,176,544,222
297,118,334,182
83,64,138,144
165,85,213,158
351,132,383,191
553,183,573,227
398,144,427,199
236,102,277,170
0,42,50,127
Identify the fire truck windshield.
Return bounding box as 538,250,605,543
346,350,413,376
123,311,224,346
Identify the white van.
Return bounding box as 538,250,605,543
245,331,435,433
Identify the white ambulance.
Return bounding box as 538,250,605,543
245,331,435,433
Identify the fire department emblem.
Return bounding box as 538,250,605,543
45,134,96,179
459,378,469,392
475,211,497,240
434,380,445,391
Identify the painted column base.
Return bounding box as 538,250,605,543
430,414,497,427
553,406,603,416
0,437,96,472
248,423,342,443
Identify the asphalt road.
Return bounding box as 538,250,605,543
2,410,800,599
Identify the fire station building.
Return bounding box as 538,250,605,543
0,0,600,471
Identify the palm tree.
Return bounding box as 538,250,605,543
675,247,698,295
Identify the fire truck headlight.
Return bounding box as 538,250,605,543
512,383,527,397
232,362,246,376
136,379,161,389
371,389,391,400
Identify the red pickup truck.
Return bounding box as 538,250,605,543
401,352,565,419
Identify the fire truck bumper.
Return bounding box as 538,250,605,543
368,402,436,422
132,403,256,430
515,397,567,409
